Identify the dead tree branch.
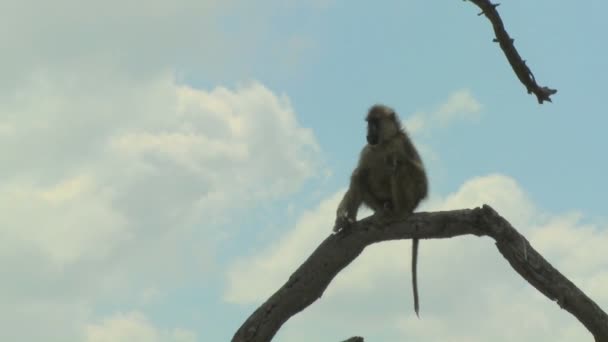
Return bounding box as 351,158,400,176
232,205,608,342
340,337,363,342
466,0,558,103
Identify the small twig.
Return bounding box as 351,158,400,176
466,0,557,103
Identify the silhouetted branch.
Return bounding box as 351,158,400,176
232,205,608,342
466,0,557,103
340,337,364,342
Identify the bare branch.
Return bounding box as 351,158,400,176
232,205,608,342
340,337,364,342
466,0,558,104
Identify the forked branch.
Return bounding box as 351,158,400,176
466,0,558,103
232,205,608,342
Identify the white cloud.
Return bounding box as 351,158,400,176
85,312,196,342
404,89,482,135
435,89,483,124
0,66,321,340
0,121,14,136
428,174,537,228
0,0,330,90
224,192,342,303
226,174,606,342
0,176,130,266
0,0,332,340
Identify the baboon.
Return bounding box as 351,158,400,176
334,104,428,317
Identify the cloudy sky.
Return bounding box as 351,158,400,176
2,1,607,341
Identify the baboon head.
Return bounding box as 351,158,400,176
365,104,400,145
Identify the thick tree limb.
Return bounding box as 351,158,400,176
232,205,608,342
466,0,558,103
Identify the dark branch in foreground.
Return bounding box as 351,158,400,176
466,0,558,103
340,337,363,342
232,205,608,342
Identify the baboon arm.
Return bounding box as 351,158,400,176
337,189,358,220
337,169,364,220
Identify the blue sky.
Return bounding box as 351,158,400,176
2,1,607,341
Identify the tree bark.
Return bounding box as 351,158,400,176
232,205,608,342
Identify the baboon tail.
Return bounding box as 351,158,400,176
412,238,420,318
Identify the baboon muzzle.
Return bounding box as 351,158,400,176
367,134,379,145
